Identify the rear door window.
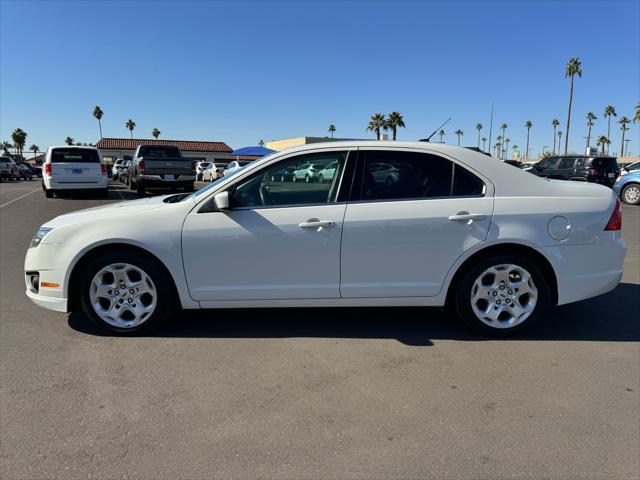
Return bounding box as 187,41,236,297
558,158,576,169
591,157,619,169
50,148,100,163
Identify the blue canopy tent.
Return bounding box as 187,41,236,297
231,146,276,158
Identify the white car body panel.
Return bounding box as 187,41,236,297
24,142,626,314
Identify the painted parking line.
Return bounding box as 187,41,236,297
0,188,41,209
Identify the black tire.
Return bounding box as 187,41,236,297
136,180,145,196
79,251,174,335
621,183,640,205
450,253,550,337
100,188,109,198
45,188,54,198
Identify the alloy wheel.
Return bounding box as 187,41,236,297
623,185,640,204
470,263,538,329
89,263,157,329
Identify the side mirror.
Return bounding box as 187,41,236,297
214,191,230,210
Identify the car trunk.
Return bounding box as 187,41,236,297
51,148,102,184
591,157,620,185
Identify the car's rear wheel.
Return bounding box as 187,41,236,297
452,254,550,336
621,183,640,205
136,180,145,196
80,252,174,335
44,187,54,198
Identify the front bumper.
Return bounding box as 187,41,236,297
24,244,70,313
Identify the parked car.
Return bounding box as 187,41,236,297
128,145,195,195
112,159,125,181
25,142,626,338
317,161,339,183
120,160,132,184
41,146,108,198
202,162,225,182
270,165,296,182
195,161,212,181
369,162,401,185
17,163,33,180
528,155,620,187
613,170,640,205
0,156,19,181
292,162,325,182
620,161,640,176
503,159,524,169
223,160,253,176
25,163,42,178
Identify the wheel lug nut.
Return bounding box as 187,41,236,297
127,298,133,303
496,300,501,305
114,290,119,296
508,290,513,294
129,289,134,294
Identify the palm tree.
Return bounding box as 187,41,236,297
603,105,617,154
366,113,386,140
125,119,136,139
438,129,445,143
11,128,27,160
454,129,464,146
387,112,405,140
552,119,560,154
524,121,532,159
564,57,582,155
481,137,487,151
475,123,483,148
65,137,74,145
152,128,161,139
585,112,597,152
29,144,39,157
634,103,640,123
93,106,104,139
596,135,610,155
500,123,508,157
496,135,503,158
557,130,563,151
493,142,501,157
328,124,336,138
618,117,630,156
2,141,12,156
504,138,510,156
258,140,265,147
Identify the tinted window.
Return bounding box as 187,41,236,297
591,157,619,169
51,148,100,163
359,151,453,200
538,157,558,169
453,164,485,196
231,151,348,208
137,146,182,158
558,158,576,169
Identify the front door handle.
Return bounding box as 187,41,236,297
448,211,487,222
299,219,335,230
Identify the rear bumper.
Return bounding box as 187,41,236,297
540,232,627,305
45,177,108,190
139,174,195,187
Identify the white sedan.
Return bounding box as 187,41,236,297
25,142,626,336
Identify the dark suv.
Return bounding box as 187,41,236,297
529,155,620,187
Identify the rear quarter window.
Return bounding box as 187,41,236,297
591,157,619,169
50,148,100,163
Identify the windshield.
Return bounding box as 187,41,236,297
137,146,182,158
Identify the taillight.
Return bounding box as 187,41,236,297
590,169,597,176
191,160,196,173
139,159,145,173
604,198,622,231
45,163,52,176
100,164,107,175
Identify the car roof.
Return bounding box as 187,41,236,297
49,145,98,150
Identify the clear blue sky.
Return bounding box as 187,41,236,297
1,0,638,156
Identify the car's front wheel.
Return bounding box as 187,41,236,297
80,252,174,335
452,254,550,336
621,183,640,205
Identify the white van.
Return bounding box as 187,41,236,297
42,146,108,198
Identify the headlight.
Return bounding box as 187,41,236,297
30,227,53,248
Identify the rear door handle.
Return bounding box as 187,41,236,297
299,219,335,229
448,212,487,222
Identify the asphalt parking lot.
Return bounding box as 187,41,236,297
1,180,638,479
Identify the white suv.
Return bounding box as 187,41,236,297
42,146,108,198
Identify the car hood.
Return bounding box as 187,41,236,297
43,195,175,229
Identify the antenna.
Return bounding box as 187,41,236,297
420,118,451,142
